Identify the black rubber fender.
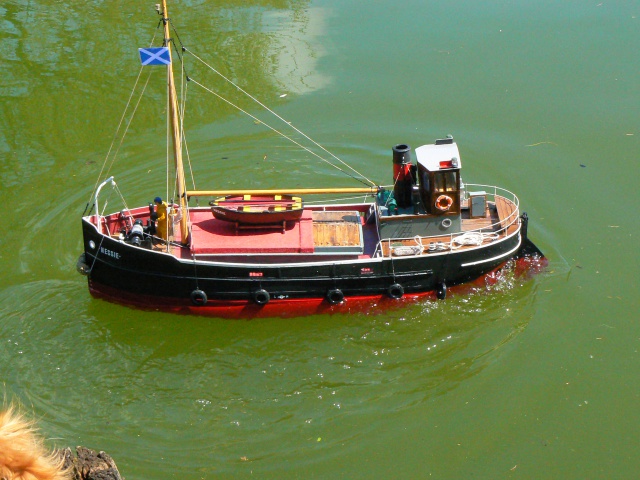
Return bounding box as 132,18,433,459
387,283,404,299
252,289,270,305
190,289,208,306
327,289,344,304
76,253,91,276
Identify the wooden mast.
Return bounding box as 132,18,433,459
160,0,380,226
161,0,190,245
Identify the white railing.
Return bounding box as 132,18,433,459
92,176,116,233
463,183,520,232
372,184,520,258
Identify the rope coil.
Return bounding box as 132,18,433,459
451,232,499,249
391,236,424,256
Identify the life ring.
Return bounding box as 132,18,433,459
435,195,453,211
252,289,270,305
190,289,208,306
387,283,404,299
327,289,344,304
441,217,452,228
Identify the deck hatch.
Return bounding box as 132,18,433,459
312,211,364,254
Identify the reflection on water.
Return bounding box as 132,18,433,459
0,0,327,191
0,261,545,475
261,8,331,95
2,0,637,478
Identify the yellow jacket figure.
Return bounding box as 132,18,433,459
154,197,169,241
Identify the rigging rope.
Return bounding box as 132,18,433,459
84,29,162,215
188,77,372,187
302,194,375,205
166,66,171,224
86,17,381,221
178,49,196,192
83,67,150,215
183,47,377,188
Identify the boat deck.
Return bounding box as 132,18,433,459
378,196,520,256
184,195,518,260
189,209,315,255
96,193,519,261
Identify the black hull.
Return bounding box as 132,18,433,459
80,217,528,309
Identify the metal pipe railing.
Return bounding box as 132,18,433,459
93,176,115,230
374,184,521,256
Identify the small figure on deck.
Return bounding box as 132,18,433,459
153,196,168,241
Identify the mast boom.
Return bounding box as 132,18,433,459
187,187,379,198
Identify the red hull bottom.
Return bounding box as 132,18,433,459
87,256,547,319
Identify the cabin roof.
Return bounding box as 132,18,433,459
415,142,462,171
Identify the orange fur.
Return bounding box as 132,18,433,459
0,405,70,480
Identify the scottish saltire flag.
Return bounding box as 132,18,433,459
139,47,171,66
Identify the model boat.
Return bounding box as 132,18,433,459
77,0,543,317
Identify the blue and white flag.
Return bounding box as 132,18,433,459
139,47,171,66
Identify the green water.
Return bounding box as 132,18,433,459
1,1,638,478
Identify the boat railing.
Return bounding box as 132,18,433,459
372,184,520,258
462,183,520,231
91,176,116,233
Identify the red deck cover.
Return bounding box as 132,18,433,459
189,209,314,254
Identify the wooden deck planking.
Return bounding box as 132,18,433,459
379,201,519,257
313,222,361,247
312,210,362,248
166,201,519,258
494,195,520,235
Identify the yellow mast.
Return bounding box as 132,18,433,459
161,0,190,245
160,0,380,228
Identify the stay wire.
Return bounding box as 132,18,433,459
162,22,375,189
105,71,155,178
83,66,146,215
188,77,371,187
183,47,377,188
84,28,161,215
176,44,196,192
167,18,197,193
